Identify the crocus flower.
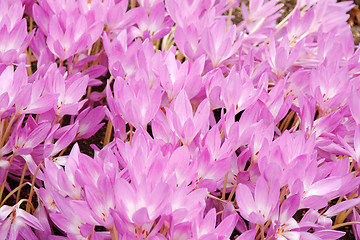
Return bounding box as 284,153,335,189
267,194,301,240
221,67,265,114
84,175,115,228
48,191,97,239
236,176,279,224
200,20,242,68
42,63,89,118
191,208,239,240
107,76,162,129
166,90,210,145
72,106,106,140
111,177,170,239
129,2,173,41
0,200,44,240
34,2,104,61
0,0,34,64
153,48,204,101
0,64,27,117
310,62,350,115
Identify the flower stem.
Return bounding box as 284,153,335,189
226,0,235,31
0,113,17,148
1,182,29,207
16,163,28,203
129,124,133,146
0,155,15,203
26,160,44,213
228,182,238,201
332,221,360,230
103,120,113,147
111,225,119,240
221,172,229,199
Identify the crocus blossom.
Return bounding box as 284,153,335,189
1,0,360,239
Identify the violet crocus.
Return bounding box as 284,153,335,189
191,208,239,240
129,2,173,41
72,106,105,140
153,48,204,101
221,67,265,114
111,177,170,239
0,0,34,65
0,64,27,117
106,76,162,129
0,200,44,240
236,176,280,224
310,62,350,115
166,90,210,145
201,20,242,68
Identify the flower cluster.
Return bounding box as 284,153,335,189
1,0,360,239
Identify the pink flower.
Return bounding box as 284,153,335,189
72,106,106,140
0,0,34,64
0,200,44,240
310,62,350,115
84,175,115,228
166,0,214,29
236,176,279,224
200,20,242,68
192,208,238,240
166,90,210,145
266,35,301,79
240,0,283,25
43,64,89,118
34,1,104,61
116,129,166,186
153,48,204,101
43,144,83,199
48,191,97,239
129,2,173,41
46,13,103,60
0,64,27,117
221,67,265,114
174,24,203,61
111,177,170,239
267,194,301,240
106,0,139,36
107,76,162,129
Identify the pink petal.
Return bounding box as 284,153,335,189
324,198,360,217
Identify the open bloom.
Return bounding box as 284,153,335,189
0,0,34,64
0,200,44,240
236,176,279,224
166,90,210,145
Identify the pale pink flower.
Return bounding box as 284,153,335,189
236,176,279,224
166,90,210,145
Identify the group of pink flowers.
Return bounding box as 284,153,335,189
1,0,360,239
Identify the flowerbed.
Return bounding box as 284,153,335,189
1,0,360,239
